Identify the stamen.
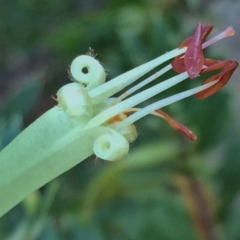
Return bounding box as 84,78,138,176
117,80,218,129
85,72,188,129
89,27,234,106
84,26,235,131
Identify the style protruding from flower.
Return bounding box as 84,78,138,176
57,23,238,160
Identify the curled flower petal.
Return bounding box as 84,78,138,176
202,59,229,73
155,109,197,141
195,60,238,98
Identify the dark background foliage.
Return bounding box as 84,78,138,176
0,0,240,239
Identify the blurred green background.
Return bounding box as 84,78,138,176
0,0,240,239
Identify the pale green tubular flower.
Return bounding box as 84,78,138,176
0,24,237,217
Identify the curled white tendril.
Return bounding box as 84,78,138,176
57,55,136,161
109,120,137,143
70,55,106,91
57,82,93,119
93,129,129,161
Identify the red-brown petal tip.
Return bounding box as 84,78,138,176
201,24,214,41
185,23,205,79
177,23,213,49
172,23,215,76
174,122,197,141
195,60,238,99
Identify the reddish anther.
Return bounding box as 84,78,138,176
184,23,205,79
155,109,197,141
171,23,214,75
195,60,238,98
201,24,214,41
171,23,238,98
202,59,230,73
171,58,185,73
178,24,213,49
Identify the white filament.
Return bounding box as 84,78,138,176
115,64,172,103
88,48,186,105
88,28,232,105
85,72,188,129
118,80,218,129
